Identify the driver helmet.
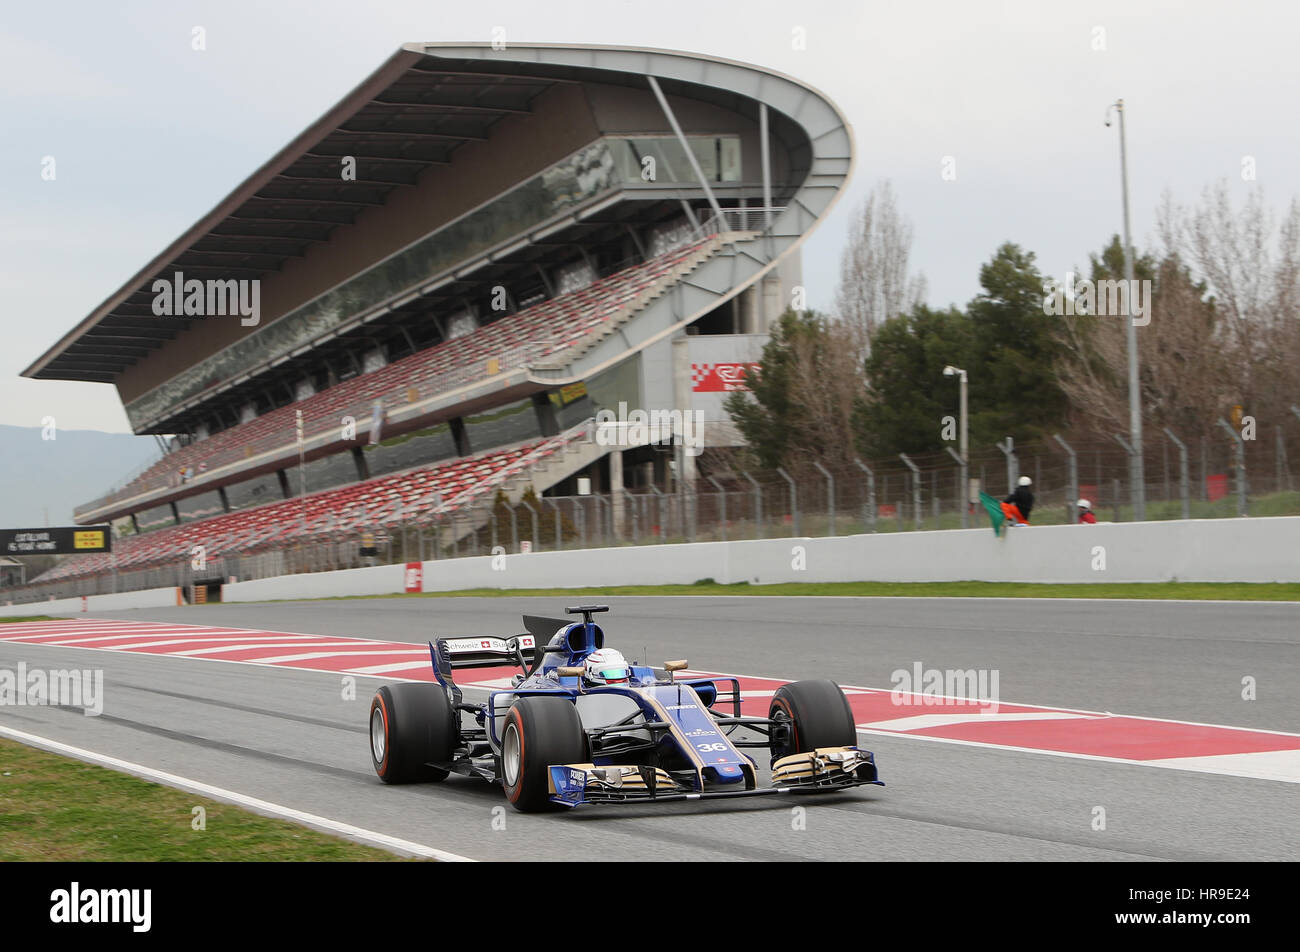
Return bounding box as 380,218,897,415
1077,498,1092,510
1018,476,1033,487
583,647,630,685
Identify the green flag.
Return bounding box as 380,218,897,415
979,491,1006,537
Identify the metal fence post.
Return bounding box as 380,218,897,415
572,498,586,548
777,467,798,536
1278,426,1287,494
1162,434,1170,504
519,499,539,552
1162,427,1190,520
1114,433,1137,521
812,461,834,536
996,437,1017,490
622,489,638,545
1200,436,1208,502
686,481,696,544
647,484,666,543
944,447,968,528
853,458,876,533
899,454,922,531
1052,434,1078,524
741,470,762,539
544,497,562,550
1217,417,1248,517
707,475,727,541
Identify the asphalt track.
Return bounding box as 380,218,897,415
2,596,1297,861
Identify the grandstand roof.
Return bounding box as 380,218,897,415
24,42,852,396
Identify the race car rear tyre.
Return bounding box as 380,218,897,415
769,679,856,761
370,683,456,784
501,697,586,812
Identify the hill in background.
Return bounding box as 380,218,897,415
0,425,163,528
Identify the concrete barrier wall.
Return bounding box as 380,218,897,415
218,516,1300,603
222,562,405,603
0,586,181,617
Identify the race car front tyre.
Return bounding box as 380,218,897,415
370,683,456,784
501,697,586,812
769,679,857,762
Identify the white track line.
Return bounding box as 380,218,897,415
860,711,1094,732
346,661,435,676
0,724,476,862
852,727,1300,784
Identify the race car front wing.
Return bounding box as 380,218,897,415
548,747,883,807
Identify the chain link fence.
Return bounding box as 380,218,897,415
6,423,1300,606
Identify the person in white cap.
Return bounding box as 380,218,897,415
1077,498,1096,524
1001,475,1035,525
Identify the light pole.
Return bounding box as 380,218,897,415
1106,99,1146,520
943,365,968,465
944,365,968,524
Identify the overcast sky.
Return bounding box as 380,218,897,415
3,0,1297,433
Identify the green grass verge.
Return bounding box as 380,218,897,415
288,580,1300,602
0,616,58,624
0,738,404,861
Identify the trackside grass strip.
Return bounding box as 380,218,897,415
0,738,406,861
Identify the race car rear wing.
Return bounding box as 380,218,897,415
434,635,537,671
430,635,539,706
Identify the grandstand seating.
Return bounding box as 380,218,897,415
80,237,716,515
39,432,573,583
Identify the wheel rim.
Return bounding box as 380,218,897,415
370,707,387,764
502,722,521,786
771,707,794,759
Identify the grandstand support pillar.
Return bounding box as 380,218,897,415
130,513,140,534
218,486,231,513
760,102,774,240
740,287,761,334
533,393,559,437
169,501,180,524
277,469,292,499
451,418,471,456
624,224,647,261
671,337,698,487
609,449,625,539
647,76,724,226
761,275,782,332
352,446,370,482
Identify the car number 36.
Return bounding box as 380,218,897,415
695,742,728,752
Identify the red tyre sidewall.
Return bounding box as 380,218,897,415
372,692,392,778
504,707,526,805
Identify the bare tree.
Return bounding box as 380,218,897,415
835,181,927,353
1056,182,1300,446
1160,182,1300,427
785,318,864,469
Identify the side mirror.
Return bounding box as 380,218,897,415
557,666,585,678
663,660,688,672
